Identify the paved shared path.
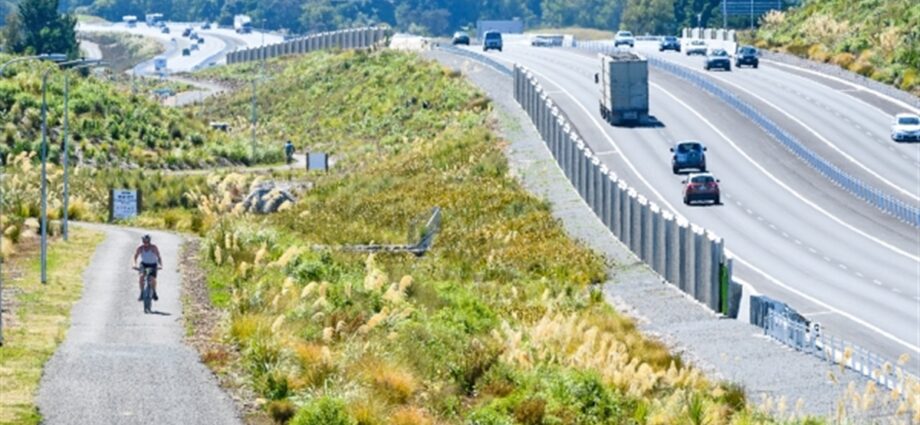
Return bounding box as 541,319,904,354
36,224,240,425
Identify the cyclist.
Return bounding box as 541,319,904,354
133,234,163,301
284,140,295,164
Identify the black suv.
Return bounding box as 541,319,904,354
452,31,470,45
659,36,680,52
735,45,759,68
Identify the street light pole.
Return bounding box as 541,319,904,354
40,71,49,284
0,53,66,345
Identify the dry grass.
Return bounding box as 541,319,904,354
0,228,105,425
389,406,435,425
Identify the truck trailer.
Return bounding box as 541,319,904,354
596,52,649,126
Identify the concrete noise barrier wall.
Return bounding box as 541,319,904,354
513,64,734,315
226,27,389,65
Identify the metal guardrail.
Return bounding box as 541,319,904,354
764,309,918,394
576,42,920,228
437,44,512,76
226,27,389,65
514,64,737,315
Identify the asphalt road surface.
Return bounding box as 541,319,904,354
36,224,240,425
460,38,920,369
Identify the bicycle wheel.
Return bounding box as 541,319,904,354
143,275,153,314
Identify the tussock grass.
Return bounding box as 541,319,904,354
0,228,104,425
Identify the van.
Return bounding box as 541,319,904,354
482,31,502,52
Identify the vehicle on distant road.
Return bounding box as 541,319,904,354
181,48,191,56
671,141,707,173
197,37,205,44
614,30,635,48
531,35,553,47
659,36,680,52
154,57,167,72
704,48,731,71
234,14,253,34
160,25,170,34
145,13,163,26
685,39,707,55
482,31,503,52
123,15,138,27
682,173,721,205
596,52,649,126
452,31,470,45
201,22,211,30
890,113,920,142
735,45,759,68
190,43,199,51
182,27,192,37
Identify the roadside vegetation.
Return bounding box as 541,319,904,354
0,228,104,425
181,49,840,424
754,0,919,96
526,27,615,40
77,31,163,72
0,54,281,169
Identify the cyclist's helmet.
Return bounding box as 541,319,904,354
142,234,151,243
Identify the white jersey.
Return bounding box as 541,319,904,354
139,246,158,264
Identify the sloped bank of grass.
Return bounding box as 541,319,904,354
0,228,104,425
195,50,815,424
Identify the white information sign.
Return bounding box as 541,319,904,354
112,189,139,220
307,152,328,171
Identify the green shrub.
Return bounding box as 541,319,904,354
290,397,355,425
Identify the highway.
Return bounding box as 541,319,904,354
78,21,283,76
459,38,920,368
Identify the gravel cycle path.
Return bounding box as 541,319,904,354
36,223,240,425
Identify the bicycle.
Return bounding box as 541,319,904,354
133,265,160,314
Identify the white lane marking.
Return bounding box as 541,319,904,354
764,60,920,115
873,279,883,286
733,261,920,354
517,53,920,354
856,272,864,278
838,264,848,270
520,66,685,220
794,239,802,245
653,83,920,263
823,256,832,262
808,247,818,254
699,71,919,201
595,150,619,156
803,310,836,317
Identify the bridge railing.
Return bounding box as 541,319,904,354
225,27,389,65
513,64,740,316
575,41,920,228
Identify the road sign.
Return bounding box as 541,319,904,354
109,189,142,221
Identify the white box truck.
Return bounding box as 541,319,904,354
234,15,253,34
122,15,138,27
596,52,649,126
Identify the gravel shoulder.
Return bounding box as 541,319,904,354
36,223,241,425
424,48,889,418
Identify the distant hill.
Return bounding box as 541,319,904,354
755,0,919,95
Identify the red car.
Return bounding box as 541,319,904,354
683,173,720,205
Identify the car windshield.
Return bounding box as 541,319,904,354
691,175,715,184
711,49,728,57
619,32,633,37
455,32,466,37
691,40,705,46
898,116,920,125
677,143,701,153
485,32,500,39
740,47,756,54
664,36,677,41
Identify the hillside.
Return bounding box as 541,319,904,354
755,0,919,95
0,55,280,168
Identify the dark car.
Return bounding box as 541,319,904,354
201,22,212,30
683,173,721,205
659,36,681,52
704,48,731,71
182,27,192,37
197,37,205,44
735,45,759,68
452,31,470,45
671,141,707,173
160,26,170,34
181,48,191,56
483,31,503,52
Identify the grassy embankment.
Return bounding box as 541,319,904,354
78,31,164,73
186,49,835,424
753,0,919,96
0,228,105,425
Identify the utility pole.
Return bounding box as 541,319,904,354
40,72,49,284
62,75,69,241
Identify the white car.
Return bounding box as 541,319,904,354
685,39,708,56
891,113,920,142
614,31,635,48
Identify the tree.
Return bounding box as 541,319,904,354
5,0,79,56
621,0,676,35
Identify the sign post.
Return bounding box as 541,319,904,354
109,189,142,222
307,152,329,171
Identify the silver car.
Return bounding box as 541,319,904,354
685,39,707,56
891,113,920,142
